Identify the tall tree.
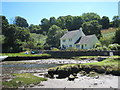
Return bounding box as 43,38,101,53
82,12,101,22
29,24,42,33
100,16,110,29
46,25,67,48
13,16,29,27
57,16,66,29
82,20,102,39
40,18,50,35
114,28,120,44
65,15,74,31
112,16,120,27
72,16,83,30
49,17,57,25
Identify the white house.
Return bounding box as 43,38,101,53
60,28,100,49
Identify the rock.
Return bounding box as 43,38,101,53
94,82,98,85
29,84,34,87
72,73,77,77
94,76,99,79
68,74,75,81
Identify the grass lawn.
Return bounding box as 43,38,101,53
2,73,47,88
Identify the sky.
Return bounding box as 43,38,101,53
1,1,119,25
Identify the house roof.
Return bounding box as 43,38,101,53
75,35,96,44
60,29,85,39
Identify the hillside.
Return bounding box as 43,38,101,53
101,28,116,38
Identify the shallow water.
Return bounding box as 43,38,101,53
1,62,60,74
1,63,59,68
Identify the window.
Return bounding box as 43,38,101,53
76,45,80,48
62,39,66,42
69,39,72,41
69,45,72,47
85,44,87,47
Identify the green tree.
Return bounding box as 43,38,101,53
65,15,74,31
100,16,110,29
49,17,57,25
13,16,29,27
0,35,5,44
2,23,30,52
112,16,120,27
29,24,42,33
40,18,50,35
82,20,102,39
57,16,67,29
114,28,120,44
82,12,101,22
99,36,114,46
46,25,67,48
72,16,83,30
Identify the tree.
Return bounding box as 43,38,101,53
46,25,67,48
2,23,30,52
82,12,101,22
72,16,83,30
40,18,50,35
13,16,29,27
100,16,110,29
114,28,120,44
82,20,102,39
57,16,67,29
0,16,9,34
112,16,120,27
65,15,74,31
0,35,5,44
99,36,114,46
49,17,57,25
29,24,42,33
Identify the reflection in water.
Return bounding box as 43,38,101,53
2,63,59,74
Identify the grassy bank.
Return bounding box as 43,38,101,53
1,52,51,57
2,73,47,88
48,58,120,78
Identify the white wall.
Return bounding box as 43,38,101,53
60,30,85,49
75,35,100,49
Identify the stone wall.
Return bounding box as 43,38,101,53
44,50,120,58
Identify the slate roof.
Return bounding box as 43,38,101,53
75,35,96,44
61,30,85,39
60,30,80,39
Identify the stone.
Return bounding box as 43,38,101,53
68,74,75,81
94,82,98,85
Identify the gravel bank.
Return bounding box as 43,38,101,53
16,59,98,64
33,73,118,88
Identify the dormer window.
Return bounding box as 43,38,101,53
62,39,66,42
69,39,72,41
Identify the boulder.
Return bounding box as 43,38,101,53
68,74,75,81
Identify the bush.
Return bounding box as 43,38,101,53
95,43,101,48
66,47,78,51
108,44,120,50
52,48,60,51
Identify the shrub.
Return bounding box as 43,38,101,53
108,44,120,50
66,47,78,51
52,48,60,51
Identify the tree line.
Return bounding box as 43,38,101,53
0,12,120,52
